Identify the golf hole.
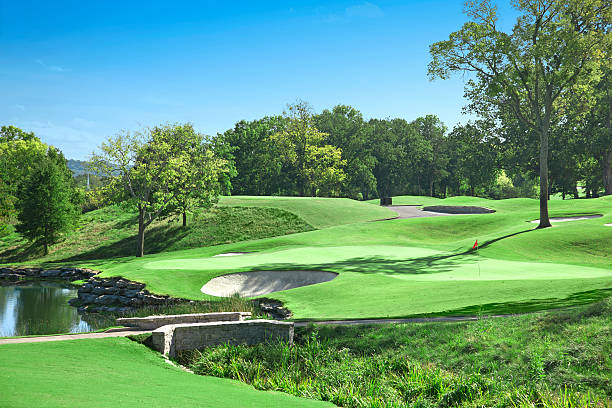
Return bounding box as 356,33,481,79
201,270,338,297
529,215,603,224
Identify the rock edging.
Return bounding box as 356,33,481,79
0,266,98,283
72,276,183,314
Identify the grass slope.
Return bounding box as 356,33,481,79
220,196,396,228
0,205,313,264
0,337,331,408
91,196,612,320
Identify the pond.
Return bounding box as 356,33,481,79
0,281,104,337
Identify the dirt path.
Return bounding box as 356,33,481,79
0,328,151,345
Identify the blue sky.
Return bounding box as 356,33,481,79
0,1,518,159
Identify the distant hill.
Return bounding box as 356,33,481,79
66,159,89,176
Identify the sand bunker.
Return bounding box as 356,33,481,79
213,252,252,257
422,205,495,214
530,215,603,224
201,270,338,297
604,223,612,227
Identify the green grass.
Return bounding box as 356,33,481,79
0,205,314,264
0,338,331,408
219,196,396,228
179,297,612,407
84,195,612,320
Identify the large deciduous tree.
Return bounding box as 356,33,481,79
429,0,611,227
90,123,227,257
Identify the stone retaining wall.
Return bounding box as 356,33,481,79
117,312,252,330
152,320,294,357
73,276,182,313
0,266,98,283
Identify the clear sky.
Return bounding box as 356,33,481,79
0,0,518,159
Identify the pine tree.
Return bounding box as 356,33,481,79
16,152,79,255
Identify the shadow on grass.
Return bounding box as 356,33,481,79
244,228,535,277
55,223,192,262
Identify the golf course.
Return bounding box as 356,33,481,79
83,195,612,320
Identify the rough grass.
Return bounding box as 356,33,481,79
0,337,331,408
0,205,314,264
180,297,612,407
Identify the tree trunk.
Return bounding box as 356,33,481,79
538,122,551,228
137,208,145,257
182,211,187,227
603,151,612,196
429,180,434,197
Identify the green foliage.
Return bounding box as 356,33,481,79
0,125,37,143
269,100,346,197
90,123,230,256
429,0,612,225
15,149,80,255
181,298,612,407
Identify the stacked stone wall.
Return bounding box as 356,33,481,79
152,320,294,357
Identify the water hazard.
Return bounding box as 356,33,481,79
0,281,101,337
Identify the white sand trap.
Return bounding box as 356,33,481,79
201,270,338,297
530,215,602,223
605,223,612,227
213,252,252,257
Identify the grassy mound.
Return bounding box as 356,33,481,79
0,337,331,407
90,195,612,320
180,297,612,407
220,196,396,228
0,205,313,264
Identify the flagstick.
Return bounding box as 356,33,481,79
477,246,480,279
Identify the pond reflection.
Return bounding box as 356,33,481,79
0,281,99,337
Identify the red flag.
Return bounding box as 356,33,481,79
472,240,478,249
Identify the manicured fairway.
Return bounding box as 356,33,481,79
220,195,396,228
89,195,612,320
0,338,332,408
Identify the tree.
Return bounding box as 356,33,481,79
411,115,449,197
315,105,377,200
165,130,228,227
90,123,228,257
429,0,611,228
269,100,346,196
215,117,288,195
0,125,36,143
446,122,499,196
0,127,49,222
16,149,80,255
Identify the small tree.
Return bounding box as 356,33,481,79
16,150,80,255
90,123,227,257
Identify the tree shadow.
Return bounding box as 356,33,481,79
245,228,535,277
55,223,192,262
